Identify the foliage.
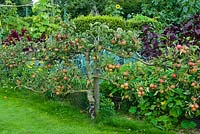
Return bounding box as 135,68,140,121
56,0,150,19
71,15,127,33
99,95,115,118
181,120,196,129
0,0,29,36
103,0,124,17
127,14,162,30
24,0,64,38
56,0,125,19
101,43,200,129
112,0,150,18
141,0,200,24
0,0,200,130
63,0,108,19
0,0,32,17
72,15,162,33
140,14,200,59
0,0,68,39
0,22,140,117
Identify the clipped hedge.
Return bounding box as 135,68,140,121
71,15,162,32
72,15,127,32
127,14,162,30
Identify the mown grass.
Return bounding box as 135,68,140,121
0,86,174,134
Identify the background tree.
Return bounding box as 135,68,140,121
0,0,32,16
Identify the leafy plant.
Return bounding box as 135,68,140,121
0,0,29,36
101,44,200,129
181,120,197,129
127,14,162,30
140,14,200,59
141,0,200,24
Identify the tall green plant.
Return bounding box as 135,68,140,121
0,0,28,36
23,0,64,38
142,0,200,24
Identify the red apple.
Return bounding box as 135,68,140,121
172,73,177,78
176,45,182,50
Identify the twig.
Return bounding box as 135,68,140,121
14,85,45,93
63,89,88,96
92,76,120,87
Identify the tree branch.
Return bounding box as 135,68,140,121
92,76,120,87
63,89,88,96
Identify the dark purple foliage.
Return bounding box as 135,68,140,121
140,14,200,59
20,28,27,37
2,29,28,45
10,30,20,41
2,29,47,45
36,32,46,43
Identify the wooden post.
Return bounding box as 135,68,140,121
85,52,95,119
94,68,100,115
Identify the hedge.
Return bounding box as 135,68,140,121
127,14,163,30
71,15,162,32
72,15,127,32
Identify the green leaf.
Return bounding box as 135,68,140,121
39,27,46,32
175,100,183,106
150,118,158,126
145,112,152,116
150,105,156,110
183,90,191,95
169,107,182,117
128,106,137,114
158,115,169,123
168,103,174,108
181,120,196,129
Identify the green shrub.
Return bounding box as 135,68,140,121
72,15,127,32
127,14,162,30
72,15,162,32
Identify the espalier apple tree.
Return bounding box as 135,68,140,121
0,22,140,118
63,22,140,117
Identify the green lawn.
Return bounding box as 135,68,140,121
0,87,173,134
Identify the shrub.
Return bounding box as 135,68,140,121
127,14,162,30
72,15,162,33
72,15,127,32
